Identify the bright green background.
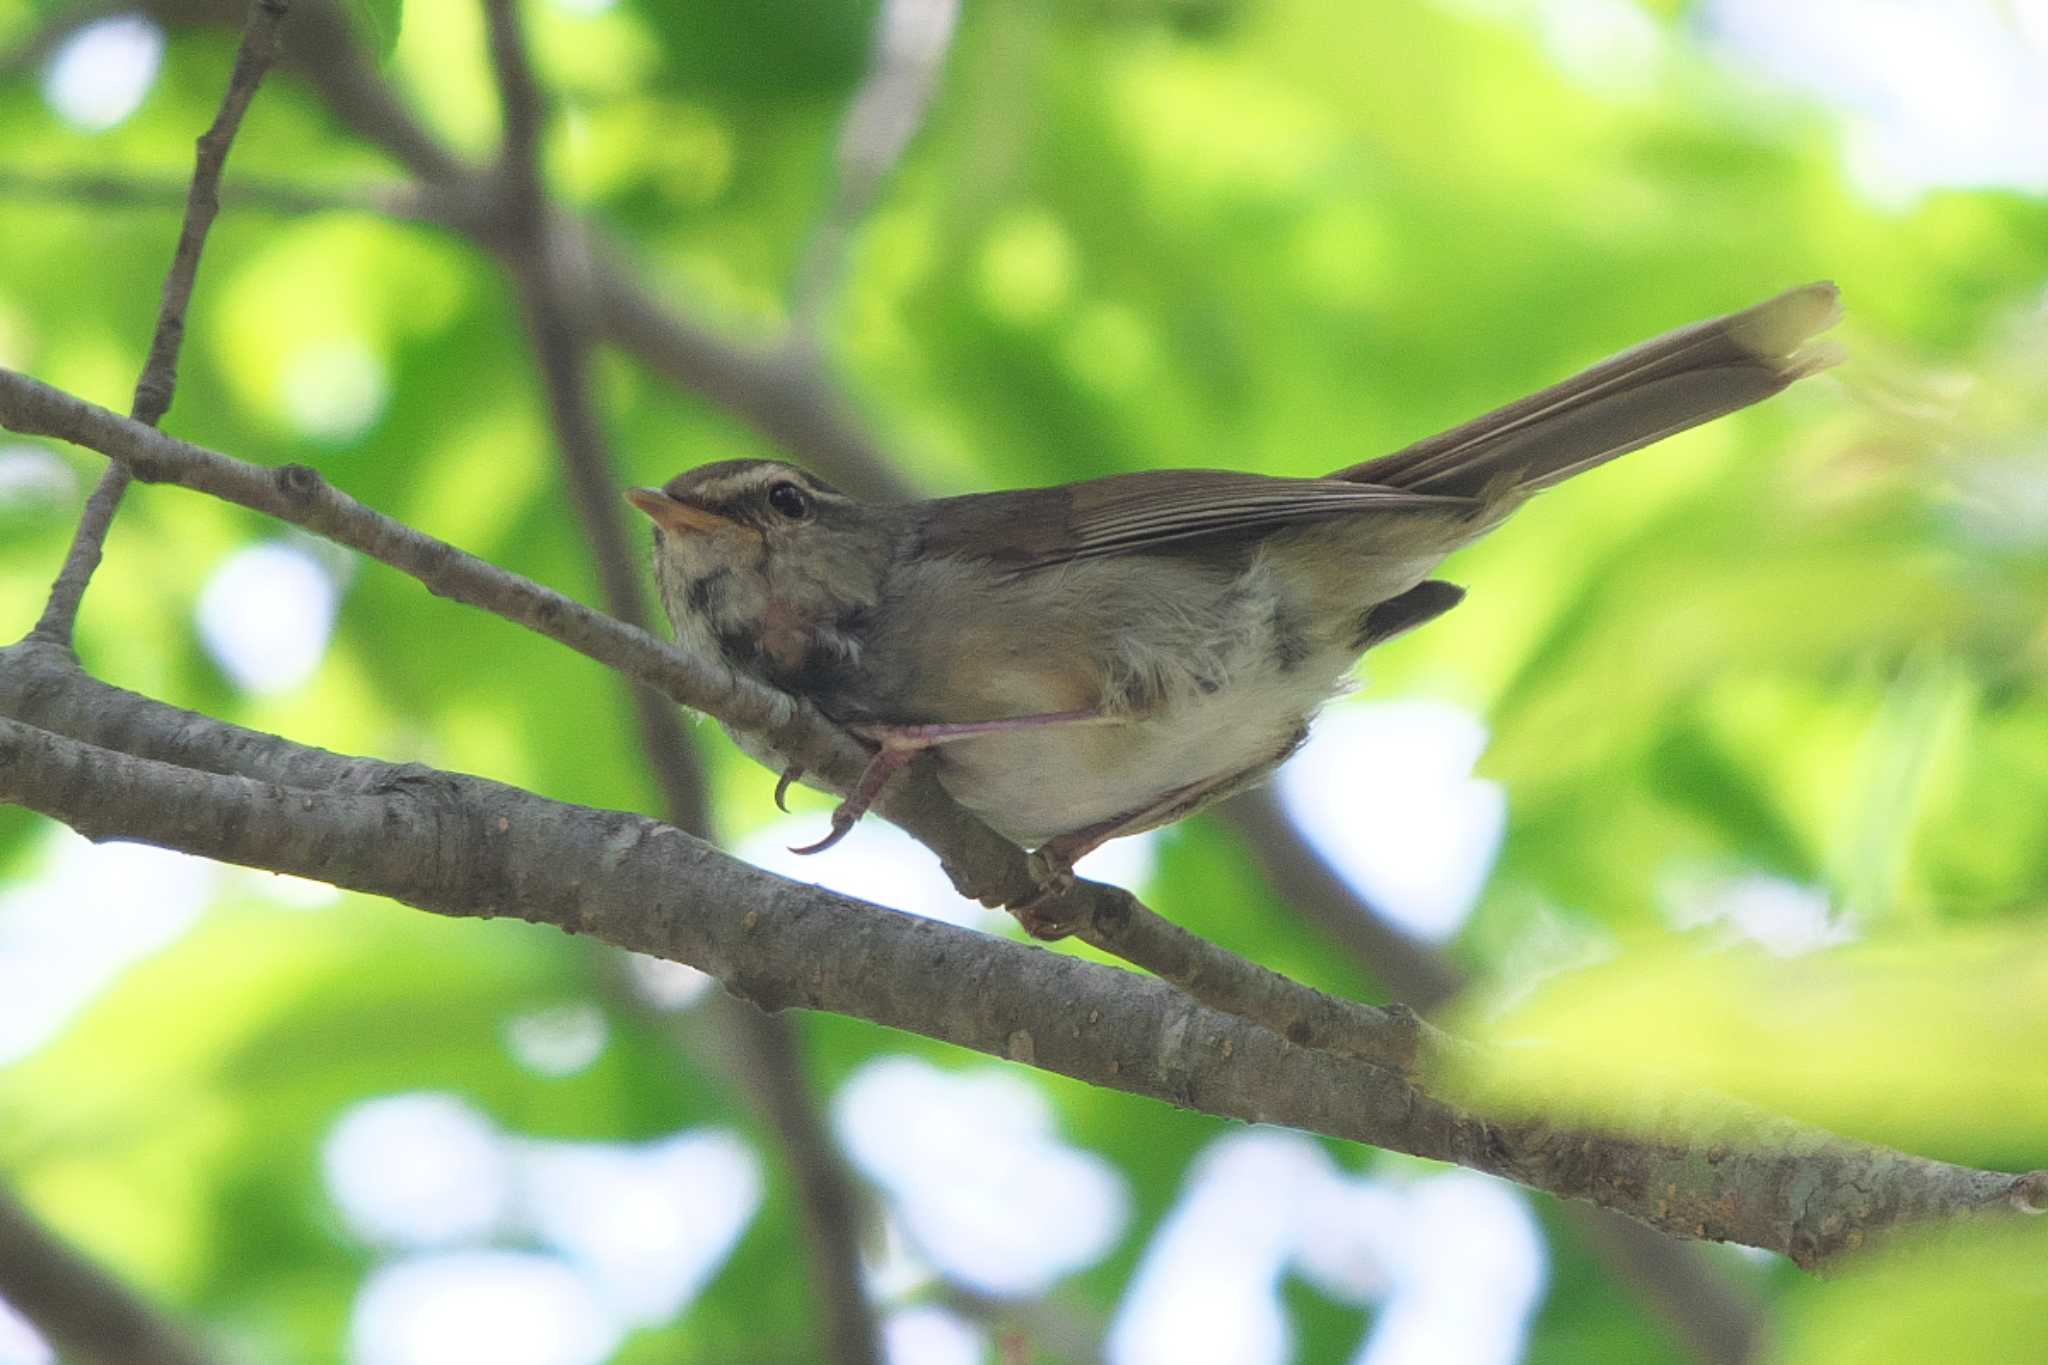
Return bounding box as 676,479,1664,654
3,0,2047,1361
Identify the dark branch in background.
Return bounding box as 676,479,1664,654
0,1187,217,1365
477,2,878,1359
480,0,709,839
2,649,2043,1268
1222,793,1464,1006
30,0,288,648
718,998,881,1365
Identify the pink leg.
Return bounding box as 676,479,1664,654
850,709,1110,747
790,709,1110,856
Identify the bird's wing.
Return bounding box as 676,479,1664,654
918,470,1473,572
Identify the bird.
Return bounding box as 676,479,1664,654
628,283,1842,883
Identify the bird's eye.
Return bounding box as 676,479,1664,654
766,480,811,521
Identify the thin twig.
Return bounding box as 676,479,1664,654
30,0,290,648
0,368,818,750
0,1183,217,1365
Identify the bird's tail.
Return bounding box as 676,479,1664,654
1332,282,1843,497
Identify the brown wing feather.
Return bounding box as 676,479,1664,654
917,470,1472,572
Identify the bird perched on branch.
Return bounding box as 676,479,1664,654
629,283,1842,882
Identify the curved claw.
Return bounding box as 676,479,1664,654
774,766,804,813
789,814,855,857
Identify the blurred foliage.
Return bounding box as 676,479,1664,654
1454,921,2048,1164
2,0,2047,1361
1773,1220,2048,1365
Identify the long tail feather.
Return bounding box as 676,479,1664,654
1333,282,1842,496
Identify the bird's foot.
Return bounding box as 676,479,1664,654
788,742,915,855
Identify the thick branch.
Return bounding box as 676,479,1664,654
0,1185,216,1365
480,0,711,840
32,0,288,647
0,664,2040,1266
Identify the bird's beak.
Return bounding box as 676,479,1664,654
625,486,740,535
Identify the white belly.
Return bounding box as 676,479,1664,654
930,647,1351,846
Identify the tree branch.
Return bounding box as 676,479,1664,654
0,1184,217,1365
31,0,289,648
1,656,2041,1267
276,0,922,498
